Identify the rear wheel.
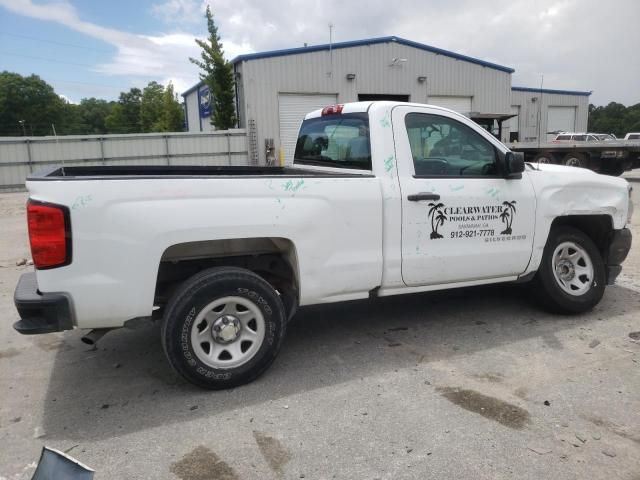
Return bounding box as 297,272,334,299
601,162,625,176
563,153,586,168
532,226,606,314
162,267,286,389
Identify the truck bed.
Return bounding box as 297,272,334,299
28,165,372,180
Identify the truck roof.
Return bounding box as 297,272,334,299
304,101,463,120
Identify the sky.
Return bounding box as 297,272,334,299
0,0,638,106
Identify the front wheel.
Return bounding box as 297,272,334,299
532,226,606,314
533,153,553,164
162,267,286,389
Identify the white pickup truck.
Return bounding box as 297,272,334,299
15,101,633,389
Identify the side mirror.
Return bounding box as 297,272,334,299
505,151,525,179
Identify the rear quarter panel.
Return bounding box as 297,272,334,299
27,175,383,328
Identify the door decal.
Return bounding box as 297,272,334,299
427,202,447,239
499,201,517,235
425,200,525,241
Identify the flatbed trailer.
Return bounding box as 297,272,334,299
508,140,640,176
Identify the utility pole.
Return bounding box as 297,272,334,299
537,74,544,148
328,23,334,78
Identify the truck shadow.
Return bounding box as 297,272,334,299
40,282,639,441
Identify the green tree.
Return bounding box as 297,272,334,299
56,101,82,135
156,82,184,132
76,98,114,134
140,81,165,132
105,87,142,133
190,5,237,130
588,102,640,137
0,71,66,136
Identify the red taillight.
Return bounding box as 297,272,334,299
321,104,344,116
27,200,71,269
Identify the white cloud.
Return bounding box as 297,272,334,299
0,0,251,97
58,93,76,104
151,0,206,25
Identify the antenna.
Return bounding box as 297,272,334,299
52,123,65,176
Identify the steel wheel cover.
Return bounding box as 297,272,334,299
552,241,594,296
190,296,266,369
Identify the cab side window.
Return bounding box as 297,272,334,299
405,113,498,177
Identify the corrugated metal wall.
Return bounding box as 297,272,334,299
185,91,200,132
0,130,248,191
236,41,512,164
509,90,589,142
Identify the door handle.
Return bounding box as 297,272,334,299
407,192,440,201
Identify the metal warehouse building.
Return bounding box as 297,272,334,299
507,86,591,143
183,36,590,164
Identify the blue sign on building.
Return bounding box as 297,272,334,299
198,85,212,118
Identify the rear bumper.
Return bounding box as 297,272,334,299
13,272,74,335
606,228,632,285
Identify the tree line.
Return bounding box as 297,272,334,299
0,5,236,137
588,102,640,137
0,72,184,136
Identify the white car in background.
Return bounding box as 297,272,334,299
553,132,615,142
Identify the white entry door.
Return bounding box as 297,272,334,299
278,94,337,164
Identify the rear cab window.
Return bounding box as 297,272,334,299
294,113,371,170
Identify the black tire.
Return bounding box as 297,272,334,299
533,153,554,164
162,267,286,389
563,153,586,168
532,226,606,314
601,163,625,177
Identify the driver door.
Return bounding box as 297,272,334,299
393,105,536,286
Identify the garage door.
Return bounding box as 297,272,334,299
428,96,472,113
547,106,576,133
279,94,338,164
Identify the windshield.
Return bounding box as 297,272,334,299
294,113,371,170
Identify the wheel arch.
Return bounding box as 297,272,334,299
549,214,613,262
154,237,300,319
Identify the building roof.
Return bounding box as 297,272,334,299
182,80,205,98
183,35,515,96
231,36,515,73
511,86,592,97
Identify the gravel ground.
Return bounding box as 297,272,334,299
0,187,639,480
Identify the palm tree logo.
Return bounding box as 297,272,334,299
500,200,517,235
428,202,447,239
